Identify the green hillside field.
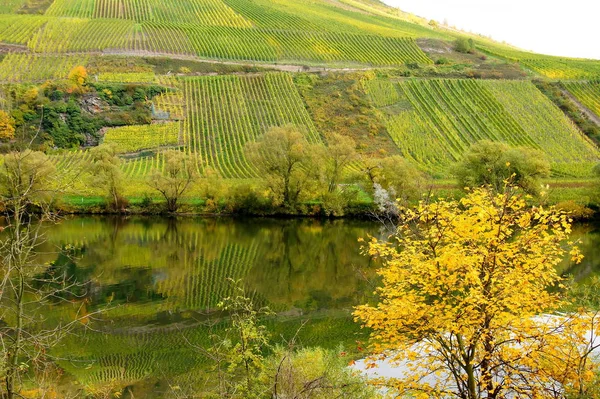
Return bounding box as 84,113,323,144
0,0,600,211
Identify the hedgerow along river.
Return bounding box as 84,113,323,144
27,216,600,395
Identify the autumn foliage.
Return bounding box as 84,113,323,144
0,110,15,140
68,65,88,87
354,185,599,399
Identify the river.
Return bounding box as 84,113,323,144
20,216,600,396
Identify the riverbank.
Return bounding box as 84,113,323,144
53,177,599,219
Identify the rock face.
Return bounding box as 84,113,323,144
80,94,109,115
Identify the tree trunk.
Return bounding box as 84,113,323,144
6,269,24,399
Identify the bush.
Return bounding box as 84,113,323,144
259,346,377,399
455,37,476,53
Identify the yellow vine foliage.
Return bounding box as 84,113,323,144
0,110,15,140
354,186,598,399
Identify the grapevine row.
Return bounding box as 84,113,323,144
182,73,321,178
8,15,432,66
377,79,599,177
563,81,600,118
0,53,89,82
103,122,181,153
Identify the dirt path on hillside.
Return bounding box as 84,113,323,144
101,50,377,73
561,88,600,126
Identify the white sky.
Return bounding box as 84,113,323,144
382,0,600,60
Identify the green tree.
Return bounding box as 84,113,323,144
316,133,359,216
89,143,126,211
320,133,357,193
261,346,378,399
148,149,197,213
245,125,319,208
362,155,426,200
192,281,378,399
200,280,273,398
456,140,550,195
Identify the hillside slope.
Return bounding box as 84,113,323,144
0,0,599,199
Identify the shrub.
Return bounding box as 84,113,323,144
455,37,476,53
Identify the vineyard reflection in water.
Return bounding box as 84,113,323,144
29,217,600,396
37,216,379,395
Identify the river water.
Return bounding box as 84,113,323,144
24,217,600,396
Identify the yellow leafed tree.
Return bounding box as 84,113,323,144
0,110,15,140
68,65,88,87
354,185,599,399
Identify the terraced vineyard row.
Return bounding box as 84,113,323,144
121,153,165,178
0,13,432,66
483,80,599,176
223,0,447,39
371,78,599,177
0,53,90,82
39,0,448,40
182,73,321,178
96,71,156,83
362,76,401,107
477,44,600,80
103,122,181,153
563,81,600,118
153,90,185,120
0,15,47,45
521,59,600,80
46,0,251,27
28,18,135,53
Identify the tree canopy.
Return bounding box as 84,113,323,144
245,125,319,208
148,149,196,212
354,185,598,399
455,140,550,195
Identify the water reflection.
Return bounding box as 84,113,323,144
28,217,600,396
560,223,600,282
37,216,379,395
42,216,379,314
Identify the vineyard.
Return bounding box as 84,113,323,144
521,59,600,80
365,78,599,177
477,43,600,80
0,0,439,67
20,17,431,66
96,72,156,83
0,14,47,45
103,122,181,153
182,72,322,178
563,81,600,118
46,0,252,27
0,53,89,82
